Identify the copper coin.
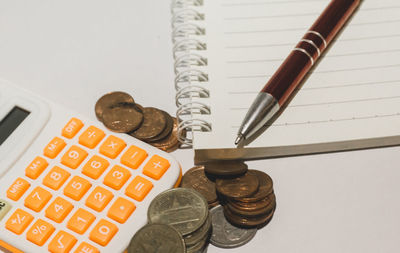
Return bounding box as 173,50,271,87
150,117,181,152
235,170,273,203
147,111,174,143
227,194,276,217
223,204,276,228
215,172,259,199
95,91,135,121
228,192,275,212
204,160,248,177
130,107,167,141
181,166,218,204
102,103,144,133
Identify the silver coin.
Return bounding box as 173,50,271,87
128,223,186,253
184,215,212,246
209,205,257,248
148,188,209,236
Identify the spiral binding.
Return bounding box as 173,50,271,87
172,0,211,146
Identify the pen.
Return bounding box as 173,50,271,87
235,0,361,145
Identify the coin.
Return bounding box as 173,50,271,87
215,172,259,199
235,170,273,203
184,215,212,246
181,166,218,205
147,111,174,143
204,160,248,177
227,193,276,217
210,205,257,248
95,91,135,121
127,223,186,253
150,117,181,152
130,107,167,141
148,188,209,236
223,204,276,228
102,103,144,133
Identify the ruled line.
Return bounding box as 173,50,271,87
230,113,400,128
227,80,400,94
221,0,326,7
225,34,400,49
226,64,400,79
224,6,400,20
224,19,400,35
229,96,400,111
226,49,400,64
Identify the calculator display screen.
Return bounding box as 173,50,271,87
0,107,30,145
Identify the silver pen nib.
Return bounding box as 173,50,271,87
235,134,244,145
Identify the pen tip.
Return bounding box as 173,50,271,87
235,135,244,145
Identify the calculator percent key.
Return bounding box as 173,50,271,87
26,219,55,246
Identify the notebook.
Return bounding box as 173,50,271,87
172,0,400,163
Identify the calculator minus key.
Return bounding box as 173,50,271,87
120,145,148,169
44,137,67,159
62,117,84,139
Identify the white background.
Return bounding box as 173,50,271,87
1,1,400,252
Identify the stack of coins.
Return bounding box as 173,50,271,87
147,188,211,253
216,170,276,228
95,91,182,152
127,223,186,253
180,166,219,209
180,161,276,248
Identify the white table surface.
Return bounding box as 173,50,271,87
1,1,400,252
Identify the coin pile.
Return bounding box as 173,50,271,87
127,223,186,253
180,161,276,248
95,91,181,152
146,188,211,253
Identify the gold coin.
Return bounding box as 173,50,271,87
102,103,144,133
95,91,135,121
129,107,167,141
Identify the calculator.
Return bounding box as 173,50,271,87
0,80,182,253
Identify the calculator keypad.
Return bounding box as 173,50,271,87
2,117,178,251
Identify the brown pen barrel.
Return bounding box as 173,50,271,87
262,0,360,105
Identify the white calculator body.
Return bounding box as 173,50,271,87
0,80,182,253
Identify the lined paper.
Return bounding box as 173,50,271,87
192,0,400,151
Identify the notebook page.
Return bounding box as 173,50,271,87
192,0,400,150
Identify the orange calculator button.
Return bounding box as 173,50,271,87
64,176,91,201
61,145,88,169
79,126,105,149
26,219,55,246
82,155,110,179
7,178,30,201
142,155,170,180
103,165,131,190
43,166,71,190
74,242,99,253
67,208,95,234
107,197,136,224
25,156,48,179
24,186,52,212
45,197,74,223
99,135,127,159
120,145,147,170
62,118,84,139
44,137,67,159
125,176,153,201
5,209,34,235
85,186,113,212
48,230,77,253
89,219,118,246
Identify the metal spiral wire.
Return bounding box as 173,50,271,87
172,0,211,146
